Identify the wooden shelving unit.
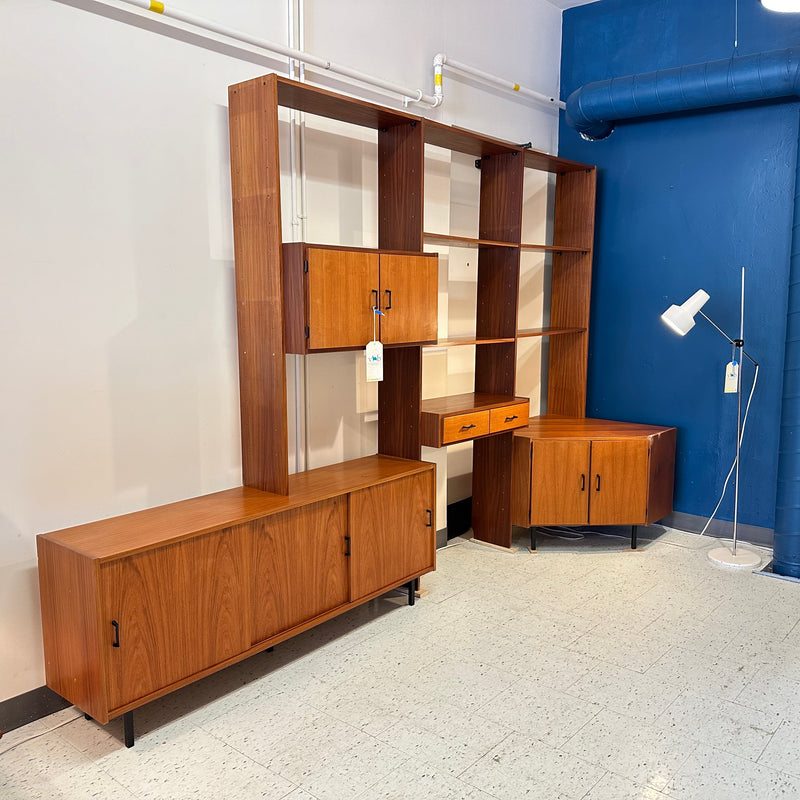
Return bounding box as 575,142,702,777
227,72,597,549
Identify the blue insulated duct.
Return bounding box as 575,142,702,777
566,47,800,140
564,47,800,575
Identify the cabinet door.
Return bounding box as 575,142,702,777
529,439,590,525
100,528,247,712
307,248,379,350
250,498,349,645
379,254,437,344
349,471,434,601
589,439,649,525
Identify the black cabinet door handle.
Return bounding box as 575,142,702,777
595,474,601,492
580,473,586,491
371,289,379,309
426,509,432,527
344,535,351,556
111,620,120,648
385,289,392,310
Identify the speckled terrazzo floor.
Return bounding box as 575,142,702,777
3,526,800,800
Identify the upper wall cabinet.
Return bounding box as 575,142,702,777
283,243,438,352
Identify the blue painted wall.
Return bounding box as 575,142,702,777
559,0,800,533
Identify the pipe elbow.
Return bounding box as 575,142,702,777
565,87,614,140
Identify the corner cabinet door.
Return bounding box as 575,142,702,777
529,439,591,525
589,439,649,525
349,471,435,601
100,528,248,712
249,498,349,645
379,254,437,345
307,248,379,350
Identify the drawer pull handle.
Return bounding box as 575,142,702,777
460,423,477,432
426,509,432,527
504,415,518,422
581,473,586,491
111,620,120,648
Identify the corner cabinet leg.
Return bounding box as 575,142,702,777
631,525,637,550
123,711,134,748
406,580,415,607
530,527,537,552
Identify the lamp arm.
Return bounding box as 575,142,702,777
698,310,759,367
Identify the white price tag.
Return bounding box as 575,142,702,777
366,340,383,382
724,361,739,393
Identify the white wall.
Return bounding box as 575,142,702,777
0,0,564,700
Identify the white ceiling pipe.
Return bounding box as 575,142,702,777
433,52,565,111
108,0,441,108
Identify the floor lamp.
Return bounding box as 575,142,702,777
661,267,762,569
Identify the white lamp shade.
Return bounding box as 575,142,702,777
762,0,800,11
661,289,710,336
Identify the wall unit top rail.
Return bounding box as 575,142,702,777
39,455,431,562
230,74,595,175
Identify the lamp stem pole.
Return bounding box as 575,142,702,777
733,267,745,556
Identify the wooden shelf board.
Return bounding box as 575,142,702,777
424,120,520,157
424,335,515,348
524,150,595,174
520,243,590,254
39,455,433,562
274,75,418,130
516,327,586,338
518,414,676,440
423,232,517,249
421,392,529,416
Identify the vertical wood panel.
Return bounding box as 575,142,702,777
282,242,307,355
250,499,348,644
476,247,520,340
589,439,649,525
349,471,434,600
530,439,591,525
229,75,289,494
379,254,438,344
100,529,248,712
478,152,525,243
472,433,513,548
36,539,106,722
378,346,422,459
646,428,677,524
475,342,517,397
379,122,424,251
511,436,533,527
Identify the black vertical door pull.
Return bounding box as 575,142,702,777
111,620,120,648
595,474,601,492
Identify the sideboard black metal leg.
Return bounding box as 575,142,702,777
631,525,637,550
123,711,134,748
406,580,415,606
266,646,274,652
84,713,92,721
530,526,537,551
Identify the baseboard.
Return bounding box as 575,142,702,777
664,511,773,548
436,527,448,549
0,685,71,736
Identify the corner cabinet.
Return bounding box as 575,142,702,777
38,457,435,738
511,417,676,548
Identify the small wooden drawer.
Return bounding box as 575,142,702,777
442,411,490,444
490,402,529,433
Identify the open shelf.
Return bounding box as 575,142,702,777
520,243,591,254
423,335,516,348
517,327,586,338
423,232,518,249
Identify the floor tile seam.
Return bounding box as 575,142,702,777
92,764,150,799
752,716,786,767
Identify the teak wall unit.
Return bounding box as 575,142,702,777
227,73,598,550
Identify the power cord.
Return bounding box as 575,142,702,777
0,712,82,756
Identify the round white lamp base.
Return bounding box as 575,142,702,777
707,545,762,569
